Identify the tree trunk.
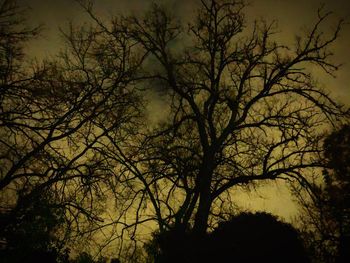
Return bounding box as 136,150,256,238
193,153,215,236
193,191,212,236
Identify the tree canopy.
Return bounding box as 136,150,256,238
91,0,346,237
0,0,349,261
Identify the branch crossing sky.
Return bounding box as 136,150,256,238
19,0,350,220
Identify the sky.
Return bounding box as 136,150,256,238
20,0,350,104
17,0,350,221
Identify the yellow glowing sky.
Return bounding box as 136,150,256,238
19,0,350,221
22,0,350,103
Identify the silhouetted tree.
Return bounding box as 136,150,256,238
0,190,68,263
76,0,348,252
210,212,309,262
146,212,308,263
323,125,350,262
145,225,206,263
295,124,350,262
0,0,144,254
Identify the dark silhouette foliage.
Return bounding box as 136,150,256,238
324,125,350,263
294,124,350,262
322,125,350,262
0,191,67,263
324,124,350,181
323,125,350,262
146,226,208,263
210,212,309,263
147,212,309,263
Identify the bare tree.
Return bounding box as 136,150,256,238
0,0,144,253
80,0,349,244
